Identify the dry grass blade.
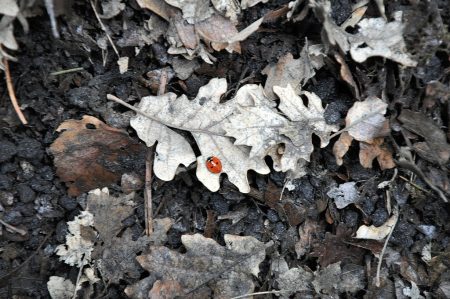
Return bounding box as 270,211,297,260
3,55,27,125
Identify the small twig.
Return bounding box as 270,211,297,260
44,0,60,38
3,55,28,125
90,0,120,58
398,175,433,196
50,67,84,76
72,262,85,299
144,147,154,236
0,219,27,236
375,205,398,287
230,290,283,299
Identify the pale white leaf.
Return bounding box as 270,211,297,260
47,276,75,299
327,182,359,209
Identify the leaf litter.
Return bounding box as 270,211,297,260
11,0,446,298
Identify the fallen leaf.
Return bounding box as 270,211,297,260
50,116,146,196
262,42,325,99
333,131,353,166
345,96,389,143
195,14,241,53
359,138,395,170
148,280,184,299
55,211,96,267
211,0,240,22
355,206,398,240
165,0,213,24
311,225,365,267
98,0,125,19
47,276,75,299
135,234,272,298
310,1,417,67
130,78,270,192
398,109,450,165
334,52,360,99
295,218,319,258
86,188,136,246
136,0,178,20
327,182,360,209
276,267,313,298
312,262,365,296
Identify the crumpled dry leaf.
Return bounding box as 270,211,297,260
165,0,213,24
359,137,395,170
211,0,240,22
55,211,96,267
148,280,184,299
327,182,360,209
276,267,313,298
398,109,450,165
131,78,270,192
295,218,319,258
310,0,417,67
345,96,388,143
135,234,272,298
50,116,146,196
355,206,399,240
312,262,365,296
47,276,75,299
262,42,325,99
98,0,125,19
86,188,135,245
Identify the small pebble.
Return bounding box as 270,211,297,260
0,141,17,162
0,191,14,206
17,184,36,203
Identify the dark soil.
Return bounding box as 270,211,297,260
0,0,449,298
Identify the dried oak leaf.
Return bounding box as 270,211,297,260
398,109,450,165
135,234,272,298
310,0,417,67
359,137,395,170
311,225,365,267
327,181,360,209
131,78,270,193
262,42,325,99
50,116,146,196
225,84,338,178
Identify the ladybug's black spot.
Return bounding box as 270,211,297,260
85,123,96,129
199,97,207,106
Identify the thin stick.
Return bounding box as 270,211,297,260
90,0,120,58
375,205,398,287
3,56,28,125
144,147,154,236
0,219,27,236
50,67,84,76
231,290,283,299
44,0,60,38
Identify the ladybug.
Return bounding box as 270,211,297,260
206,156,222,174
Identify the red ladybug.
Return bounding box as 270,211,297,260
206,156,222,174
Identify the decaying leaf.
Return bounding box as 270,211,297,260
148,280,184,299
333,97,394,169
276,267,313,298
86,188,136,245
310,0,417,67
47,276,76,299
262,42,325,99
398,109,450,165
50,116,146,196
98,0,125,19
55,211,96,267
311,225,365,267
345,96,388,143
355,206,399,240
131,78,270,192
327,182,360,209
359,137,395,170
135,234,272,298
312,262,365,296
295,218,319,258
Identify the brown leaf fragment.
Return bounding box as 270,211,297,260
311,225,365,267
334,53,360,99
174,17,197,49
148,280,184,299
195,14,241,53
50,116,146,196
359,138,395,170
333,131,353,166
136,0,178,20
398,110,450,165
295,218,320,258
